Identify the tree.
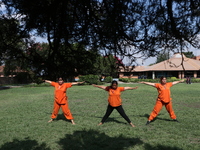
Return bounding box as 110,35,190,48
182,52,195,58
0,16,31,81
93,55,123,77
156,50,171,63
21,43,99,80
0,17,29,64
2,0,200,79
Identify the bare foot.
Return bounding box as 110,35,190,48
130,122,135,127
71,120,75,125
98,122,103,126
48,119,54,123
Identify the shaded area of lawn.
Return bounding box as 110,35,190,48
0,137,50,150
0,129,183,150
0,86,10,90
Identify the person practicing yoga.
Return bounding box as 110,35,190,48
93,80,138,127
45,77,84,124
140,76,184,125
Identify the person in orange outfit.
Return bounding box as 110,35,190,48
45,78,84,124
93,80,138,127
140,76,184,125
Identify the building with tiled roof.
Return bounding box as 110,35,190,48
146,53,200,79
118,53,200,79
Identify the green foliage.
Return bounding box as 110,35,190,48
119,78,131,82
170,77,177,80
103,76,113,83
119,78,184,83
156,50,170,63
169,77,178,82
15,72,31,84
1,0,200,82
79,74,103,85
93,55,119,77
33,77,44,85
2,0,199,77
182,52,195,58
23,82,50,87
0,17,28,63
190,78,200,83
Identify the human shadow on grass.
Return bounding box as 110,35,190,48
47,113,81,124
92,116,128,125
144,143,183,150
0,137,50,150
58,129,143,150
56,114,68,121
139,114,173,123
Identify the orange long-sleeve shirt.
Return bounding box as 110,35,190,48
51,82,72,104
105,86,125,107
155,82,173,103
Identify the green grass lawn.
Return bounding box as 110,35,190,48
0,83,199,150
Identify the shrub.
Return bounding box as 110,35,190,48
170,77,177,80
24,82,50,87
34,77,44,84
104,76,113,83
119,78,130,82
79,74,103,85
168,77,178,82
191,78,200,83
15,72,31,84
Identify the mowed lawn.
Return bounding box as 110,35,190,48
0,83,199,150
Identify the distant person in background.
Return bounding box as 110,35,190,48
186,76,191,84
45,78,84,124
93,80,138,127
140,77,184,125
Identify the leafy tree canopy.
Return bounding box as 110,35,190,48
182,52,195,58
156,50,171,63
1,0,200,80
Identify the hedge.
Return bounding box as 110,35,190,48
119,77,200,83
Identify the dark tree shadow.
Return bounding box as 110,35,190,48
144,143,183,150
0,137,50,150
58,129,143,150
0,86,10,90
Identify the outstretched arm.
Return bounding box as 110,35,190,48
172,79,184,85
44,80,52,84
92,84,107,90
71,81,85,85
139,81,155,87
124,86,138,90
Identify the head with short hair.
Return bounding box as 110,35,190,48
160,76,167,84
110,80,118,89
58,77,64,85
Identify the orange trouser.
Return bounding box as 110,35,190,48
51,101,74,120
148,100,176,121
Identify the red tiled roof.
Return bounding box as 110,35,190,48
118,66,148,72
146,53,200,71
118,53,200,72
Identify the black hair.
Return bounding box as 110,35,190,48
160,76,166,82
58,77,63,81
110,80,118,89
